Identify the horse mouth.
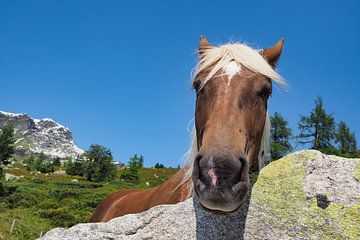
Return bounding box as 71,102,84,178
197,195,247,214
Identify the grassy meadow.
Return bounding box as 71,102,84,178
0,164,178,240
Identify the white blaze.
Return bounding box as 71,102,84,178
223,61,241,80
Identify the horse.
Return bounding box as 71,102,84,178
90,36,285,222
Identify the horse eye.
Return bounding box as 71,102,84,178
257,87,271,99
192,80,201,90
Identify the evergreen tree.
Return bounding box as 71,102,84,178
84,144,116,182
270,112,293,160
296,96,336,153
0,123,15,185
120,154,144,182
154,162,165,168
0,123,15,165
335,121,357,154
138,155,144,169
128,154,144,169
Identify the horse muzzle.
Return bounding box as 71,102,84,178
192,151,250,212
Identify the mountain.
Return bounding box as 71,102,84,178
0,110,84,159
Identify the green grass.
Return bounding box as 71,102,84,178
0,165,178,240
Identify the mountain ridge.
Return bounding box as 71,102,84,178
0,110,84,159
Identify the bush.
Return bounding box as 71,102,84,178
65,157,86,176
52,157,61,167
39,207,77,227
24,154,55,173
31,178,48,184
120,167,139,182
49,189,79,200
0,182,4,197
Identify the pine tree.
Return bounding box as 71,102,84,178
335,121,357,154
0,123,14,193
120,154,144,182
154,162,165,168
296,96,336,154
270,112,293,160
128,154,144,169
0,123,15,166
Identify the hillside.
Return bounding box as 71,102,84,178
0,163,178,240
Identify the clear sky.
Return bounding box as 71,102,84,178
1,0,359,167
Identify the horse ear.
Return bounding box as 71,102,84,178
199,35,213,56
261,38,284,67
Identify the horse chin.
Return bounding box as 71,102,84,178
196,194,247,214
198,198,245,214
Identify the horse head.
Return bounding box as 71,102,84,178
191,36,285,212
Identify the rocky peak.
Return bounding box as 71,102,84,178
0,110,84,159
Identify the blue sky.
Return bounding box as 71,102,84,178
1,1,359,167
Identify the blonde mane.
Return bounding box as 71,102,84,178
182,41,285,195
194,42,285,87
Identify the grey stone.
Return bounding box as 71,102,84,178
5,173,20,182
53,170,66,175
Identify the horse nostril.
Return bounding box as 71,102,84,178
197,179,206,192
192,154,203,182
239,153,247,164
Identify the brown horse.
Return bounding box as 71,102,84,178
90,36,285,222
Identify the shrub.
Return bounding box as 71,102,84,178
120,167,139,182
65,157,86,176
52,157,61,167
24,154,55,173
49,189,79,200
39,207,77,227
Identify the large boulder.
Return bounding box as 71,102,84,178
40,150,360,240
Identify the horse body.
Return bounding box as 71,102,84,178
90,169,190,222
91,36,285,222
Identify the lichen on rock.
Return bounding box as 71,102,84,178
245,150,360,239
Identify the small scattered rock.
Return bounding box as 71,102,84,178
5,173,20,182
53,170,66,175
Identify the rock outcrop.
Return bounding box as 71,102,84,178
40,150,360,240
0,111,83,159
